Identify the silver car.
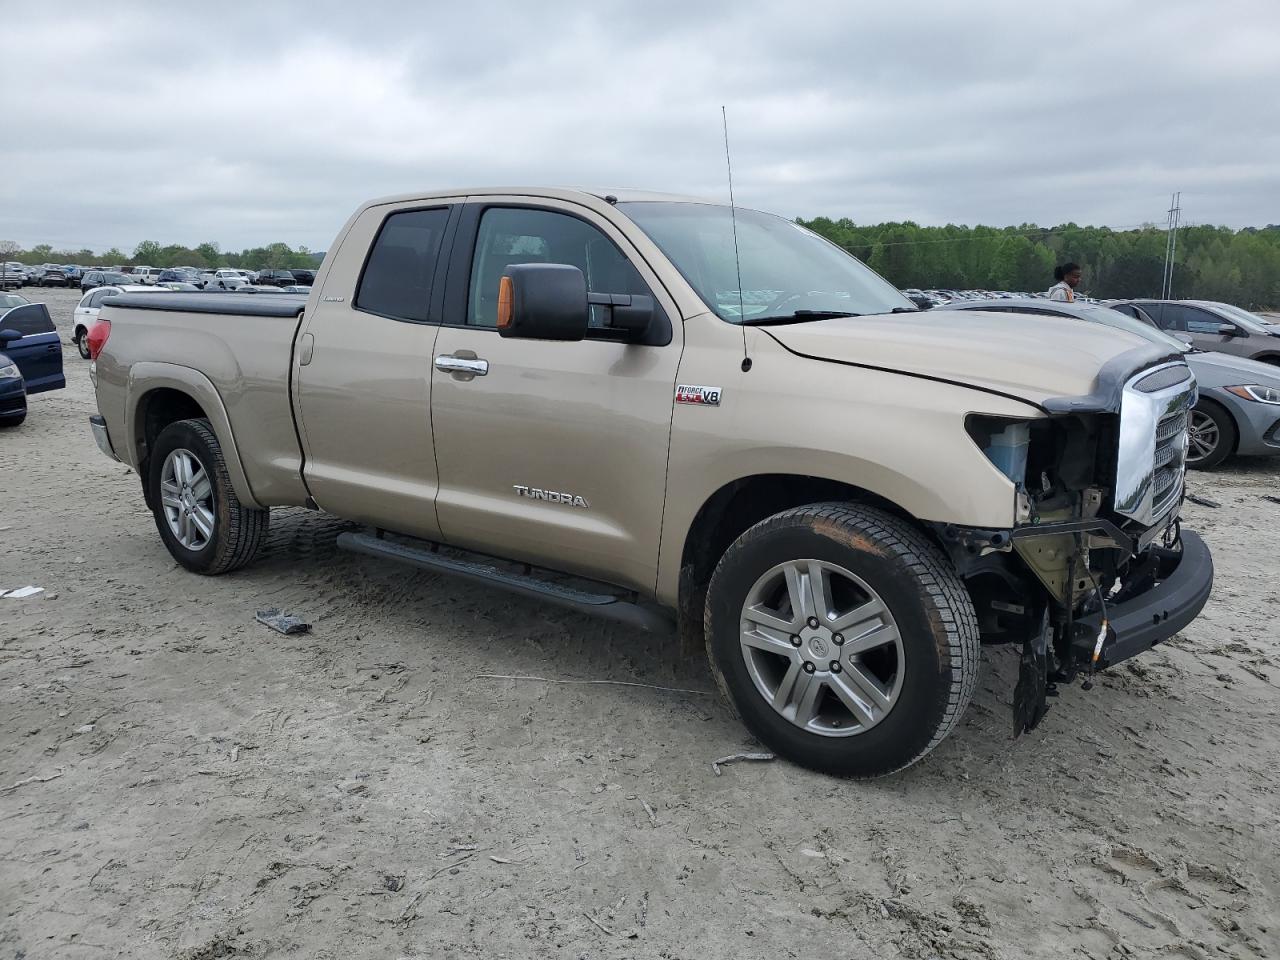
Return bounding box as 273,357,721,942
936,297,1280,468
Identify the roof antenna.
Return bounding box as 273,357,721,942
722,106,751,371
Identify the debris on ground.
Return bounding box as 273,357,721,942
1,586,45,599
255,608,312,635
1186,494,1221,508
2,768,65,793
711,752,776,776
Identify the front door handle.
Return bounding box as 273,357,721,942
434,354,489,376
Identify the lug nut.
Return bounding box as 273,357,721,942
832,633,844,646
802,662,816,674
807,617,819,629
789,635,802,647
829,661,842,673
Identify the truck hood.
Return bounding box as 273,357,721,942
765,310,1169,409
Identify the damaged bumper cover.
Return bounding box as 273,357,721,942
1075,529,1213,669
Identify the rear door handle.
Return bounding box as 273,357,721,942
434,355,489,376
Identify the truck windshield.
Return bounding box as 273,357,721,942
619,201,914,323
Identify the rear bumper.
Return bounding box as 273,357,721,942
1077,530,1213,669
89,414,119,462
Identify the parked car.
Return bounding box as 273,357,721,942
158,282,202,292
0,299,65,421
1,262,25,289
1114,299,1280,365
62,265,84,286
36,264,68,287
158,269,203,287
81,270,134,292
282,285,312,294
204,269,250,291
0,342,26,427
89,187,1212,777
289,269,316,285
129,267,165,285
72,285,169,358
255,269,298,287
938,297,1280,468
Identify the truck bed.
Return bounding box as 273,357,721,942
95,292,312,507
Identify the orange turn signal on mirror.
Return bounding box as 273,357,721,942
497,276,514,329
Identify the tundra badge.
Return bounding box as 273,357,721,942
675,384,722,406
513,485,589,509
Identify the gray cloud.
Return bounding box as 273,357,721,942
3,0,1278,253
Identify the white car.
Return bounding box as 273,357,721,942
205,269,249,291
131,267,165,285
72,285,171,359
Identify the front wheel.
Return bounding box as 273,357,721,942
148,418,269,574
1186,402,1236,469
705,503,979,778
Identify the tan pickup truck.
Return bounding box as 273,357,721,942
88,188,1213,777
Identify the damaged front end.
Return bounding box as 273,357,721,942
935,359,1213,735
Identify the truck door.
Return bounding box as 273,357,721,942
429,199,683,594
293,202,459,540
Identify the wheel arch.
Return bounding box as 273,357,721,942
670,473,938,652
126,362,261,509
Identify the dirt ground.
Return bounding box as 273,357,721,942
2,286,1278,960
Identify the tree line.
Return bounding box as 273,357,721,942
0,239,322,272
796,218,1280,309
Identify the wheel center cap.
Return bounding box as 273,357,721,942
809,636,829,658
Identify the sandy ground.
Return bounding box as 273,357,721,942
2,286,1279,960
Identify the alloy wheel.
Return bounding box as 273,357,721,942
1187,410,1220,464
739,559,905,737
160,448,215,550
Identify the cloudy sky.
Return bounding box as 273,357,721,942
4,0,1278,254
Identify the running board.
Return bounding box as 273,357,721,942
336,531,674,634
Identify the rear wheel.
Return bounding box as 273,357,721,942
75,327,91,360
148,418,269,574
705,503,979,778
1186,402,1236,469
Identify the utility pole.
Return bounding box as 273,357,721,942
1161,192,1181,298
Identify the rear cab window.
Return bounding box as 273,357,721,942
355,208,451,323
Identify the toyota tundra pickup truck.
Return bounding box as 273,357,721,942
88,188,1213,777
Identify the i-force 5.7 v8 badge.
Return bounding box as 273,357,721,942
675,384,722,406
513,485,590,508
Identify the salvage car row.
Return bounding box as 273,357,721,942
2,262,315,291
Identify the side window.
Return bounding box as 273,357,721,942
355,207,450,322
88,290,108,308
467,207,650,328
1183,308,1226,335
1139,302,1175,330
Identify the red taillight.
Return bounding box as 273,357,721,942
87,320,111,360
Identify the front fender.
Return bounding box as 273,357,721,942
125,361,262,509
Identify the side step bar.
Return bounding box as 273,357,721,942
336,531,674,634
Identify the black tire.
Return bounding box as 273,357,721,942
1187,400,1236,470
147,418,269,574
705,503,979,778
0,412,25,428
75,328,91,360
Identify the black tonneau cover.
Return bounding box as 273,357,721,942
104,292,308,319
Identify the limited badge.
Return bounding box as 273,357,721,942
675,384,722,406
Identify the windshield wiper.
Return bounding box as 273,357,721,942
738,310,862,326
890,306,919,313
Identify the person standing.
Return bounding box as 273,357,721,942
1048,262,1081,301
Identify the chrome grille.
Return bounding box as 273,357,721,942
1115,363,1196,527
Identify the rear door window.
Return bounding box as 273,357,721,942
355,207,451,322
